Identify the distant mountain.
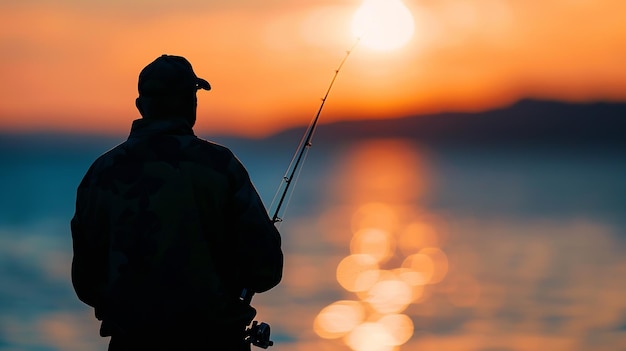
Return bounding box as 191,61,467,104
1,99,624,152
265,99,626,148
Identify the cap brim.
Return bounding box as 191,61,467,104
197,78,211,91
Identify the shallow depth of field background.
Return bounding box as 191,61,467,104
1,0,626,350
1,127,625,350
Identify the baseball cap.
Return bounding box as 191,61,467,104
138,54,211,96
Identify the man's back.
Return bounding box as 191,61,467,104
71,118,282,337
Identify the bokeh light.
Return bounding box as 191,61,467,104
345,322,396,351
313,300,366,339
336,254,380,292
378,313,414,346
401,253,435,285
419,247,448,284
350,228,395,264
392,268,426,302
364,277,413,314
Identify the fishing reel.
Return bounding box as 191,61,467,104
244,321,274,349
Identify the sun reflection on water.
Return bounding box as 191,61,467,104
314,138,459,350
313,300,366,339
336,254,380,293
350,228,394,263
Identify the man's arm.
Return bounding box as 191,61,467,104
70,173,109,309
229,158,284,294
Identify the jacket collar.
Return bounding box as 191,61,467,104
128,118,195,139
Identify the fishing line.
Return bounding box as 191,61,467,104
269,37,361,226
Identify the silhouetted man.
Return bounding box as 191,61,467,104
71,55,283,351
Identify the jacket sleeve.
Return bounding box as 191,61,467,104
70,168,109,309
228,156,284,294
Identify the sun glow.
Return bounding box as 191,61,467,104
351,0,415,51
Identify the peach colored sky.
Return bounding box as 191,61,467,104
1,0,625,137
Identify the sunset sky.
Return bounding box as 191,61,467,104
1,0,625,137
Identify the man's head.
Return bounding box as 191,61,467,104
135,55,211,126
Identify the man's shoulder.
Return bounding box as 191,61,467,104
192,137,228,150
187,136,237,159
88,141,127,169
84,136,241,178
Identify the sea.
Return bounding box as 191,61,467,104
1,121,625,351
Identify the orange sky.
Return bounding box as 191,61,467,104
1,0,625,138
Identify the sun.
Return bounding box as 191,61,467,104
351,0,415,51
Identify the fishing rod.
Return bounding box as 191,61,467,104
244,38,361,350
269,38,361,225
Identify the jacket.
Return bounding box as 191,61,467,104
70,117,283,335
